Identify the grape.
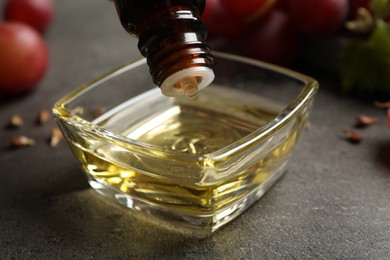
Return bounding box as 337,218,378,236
220,0,278,20
276,0,289,12
244,10,299,66
3,0,54,33
202,0,245,39
201,0,218,25
0,22,48,95
287,0,349,37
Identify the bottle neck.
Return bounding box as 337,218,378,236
114,0,206,36
138,5,212,83
113,0,214,97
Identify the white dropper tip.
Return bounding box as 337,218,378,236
178,77,198,98
160,67,215,98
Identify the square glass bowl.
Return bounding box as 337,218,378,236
53,52,318,237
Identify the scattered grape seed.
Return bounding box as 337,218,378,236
8,114,24,128
356,114,379,126
373,101,390,109
89,107,107,118
37,109,51,125
342,129,363,144
50,127,63,148
11,135,36,148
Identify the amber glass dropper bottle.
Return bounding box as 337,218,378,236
113,0,215,98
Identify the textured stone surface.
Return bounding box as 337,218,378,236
1,0,389,259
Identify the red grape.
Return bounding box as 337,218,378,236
220,0,278,21
0,22,48,95
276,0,289,12
3,0,54,33
244,10,299,66
201,0,218,26
287,0,349,37
202,0,245,39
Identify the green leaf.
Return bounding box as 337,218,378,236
370,0,390,19
339,22,390,95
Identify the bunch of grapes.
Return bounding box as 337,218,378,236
0,0,54,95
202,0,371,66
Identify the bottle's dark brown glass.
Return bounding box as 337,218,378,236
113,0,214,97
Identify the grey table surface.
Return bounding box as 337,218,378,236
1,1,390,259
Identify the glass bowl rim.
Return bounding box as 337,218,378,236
53,51,318,161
